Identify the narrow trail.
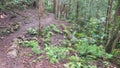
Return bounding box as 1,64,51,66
1,11,56,49
0,9,118,68
0,9,69,68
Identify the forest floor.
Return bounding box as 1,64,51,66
0,9,118,68
0,9,70,68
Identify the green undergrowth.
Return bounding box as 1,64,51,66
73,40,112,59
41,24,70,63
19,40,41,54
18,24,113,67
112,49,120,56
44,45,69,63
64,39,112,68
41,24,60,44
27,28,38,36
65,56,97,68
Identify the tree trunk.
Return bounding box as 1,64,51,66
39,0,44,17
53,0,56,14
105,0,113,31
38,0,44,36
113,0,120,22
106,0,120,53
105,0,113,48
76,1,79,23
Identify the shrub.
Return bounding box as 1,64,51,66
44,45,69,63
72,40,112,59
19,40,41,54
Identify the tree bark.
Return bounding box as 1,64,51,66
38,0,44,36
113,0,120,22
105,0,113,31
53,0,56,14
39,0,44,17
106,0,120,53
76,1,79,23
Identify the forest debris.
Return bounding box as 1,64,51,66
0,22,20,36
7,38,20,58
7,49,18,58
0,13,7,19
9,22,20,32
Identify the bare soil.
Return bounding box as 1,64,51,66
0,9,70,68
0,9,118,68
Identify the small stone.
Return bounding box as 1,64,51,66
7,38,19,58
0,37,4,39
9,38,20,50
0,14,7,19
7,49,18,58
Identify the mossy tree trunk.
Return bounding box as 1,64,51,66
105,0,120,53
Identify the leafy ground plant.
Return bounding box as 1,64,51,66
41,24,60,37
72,40,112,59
19,40,41,54
64,56,97,68
64,39,113,68
41,24,60,44
27,28,38,35
44,45,69,63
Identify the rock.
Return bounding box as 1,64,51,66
7,49,18,58
0,37,4,40
10,38,20,49
0,13,7,19
7,38,20,58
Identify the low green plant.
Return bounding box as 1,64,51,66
112,49,120,56
65,62,97,68
41,24,60,44
41,24,70,63
42,24,60,36
27,28,38,35
65,56,97,68
103,61,110,67
44,45,69,63
19,40,41,54
64,56,83,68
72,40,112,59
50,24,60,33
64,62,83,68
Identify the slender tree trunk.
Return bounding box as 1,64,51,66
53,0,56,14
113,0,120,22
76,0,79,23
106,0,120,53
105,0,113,47
105,0,113,30
38,0,44,36
39,0,44,17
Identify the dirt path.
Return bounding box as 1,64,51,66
1,10,56,48
0,9,119,68
0,9,69,68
